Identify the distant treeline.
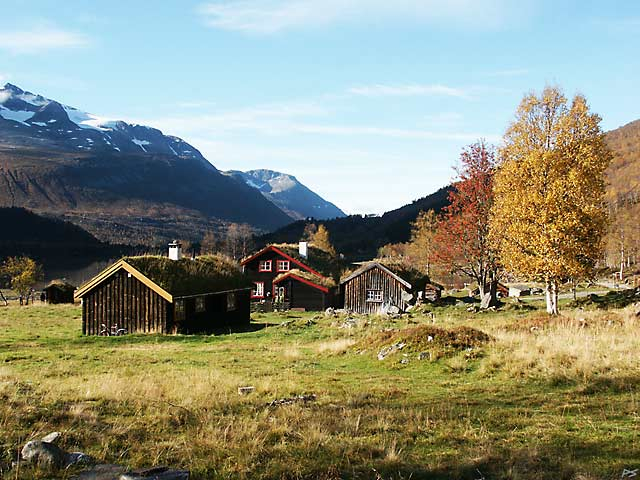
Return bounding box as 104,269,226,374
0,207,134,271
258,186,451,260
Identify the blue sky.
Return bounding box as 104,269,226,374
1,0,639,214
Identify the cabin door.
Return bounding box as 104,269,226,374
274,286,287,303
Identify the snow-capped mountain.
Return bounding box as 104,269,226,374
224,169,346,220
0,83,293,243
0,83,206,164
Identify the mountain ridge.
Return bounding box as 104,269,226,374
224,169,346,220
0,83,293,244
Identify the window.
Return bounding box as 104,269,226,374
258,260,272,272
175,299,186,321
366,290,383,302
195,296,206,313
227,292,237,311
276,260,290,272
252,282,265,298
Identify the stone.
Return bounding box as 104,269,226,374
268,394,317,407
387,305,401,315
120,466,190,480
73,464,128,480
21,440,66,469
418,352,430,361
377,341,406,360
66,452,94,466
238,386,255,395
41,432,62,444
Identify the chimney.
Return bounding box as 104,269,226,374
168,241,182,261
298,241,308,259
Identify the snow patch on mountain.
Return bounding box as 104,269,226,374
0,106,34,124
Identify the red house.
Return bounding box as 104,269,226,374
240,242,340,311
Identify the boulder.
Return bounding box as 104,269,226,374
21,440,67,469
120,466,190,480
387,305,401,315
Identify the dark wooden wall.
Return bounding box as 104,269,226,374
343,267,408,314
45,286,74,304
82,269,170,335
284,279,327,311
173,289,251,334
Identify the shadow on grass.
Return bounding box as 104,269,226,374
65,321,281,347
570,287,640,310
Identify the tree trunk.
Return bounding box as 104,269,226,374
545,279,559,315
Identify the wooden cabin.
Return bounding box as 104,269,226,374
44,280,76,304
241,242,340,311
423,282,444,303
75,252,251,335
340,262,428,315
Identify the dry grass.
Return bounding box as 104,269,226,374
1,304,639,479
483,305,640,387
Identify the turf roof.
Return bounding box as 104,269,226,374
125,255,251,297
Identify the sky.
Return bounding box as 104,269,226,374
1,0,639,215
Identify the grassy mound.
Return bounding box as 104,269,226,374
359,324,492,360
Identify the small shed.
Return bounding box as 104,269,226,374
340,262,428,315
508,285,532,298
75,254,252,335
272,269,336,311
423,282,444,303
44,280,76,304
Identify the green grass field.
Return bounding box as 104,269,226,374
0,298,639,479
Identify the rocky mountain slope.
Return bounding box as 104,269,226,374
605,119,640,201
0,84,292,244
224,169,346,220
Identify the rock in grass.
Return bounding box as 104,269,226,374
120,466,190,479
21,440,66,469
41,432,62,444
238,386,255,395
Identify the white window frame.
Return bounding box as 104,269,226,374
276,260,290,272
252,281,265,298
366,289,383,302
258,260,272,272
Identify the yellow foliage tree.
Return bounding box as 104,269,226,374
490,86,611,315
407,210,438,276
311,225,336,256
1,256,43,302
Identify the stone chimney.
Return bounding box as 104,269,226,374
168,241,182,261
299,241,308,259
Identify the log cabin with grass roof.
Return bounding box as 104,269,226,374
340,260,430,314
240,242,342,311
75,242,252,335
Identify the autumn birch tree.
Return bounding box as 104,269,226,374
490,86,611,315
434,140,500,304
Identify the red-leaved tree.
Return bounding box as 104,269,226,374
434,140,500,304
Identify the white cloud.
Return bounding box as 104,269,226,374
0,91,10,103
0,26,90,54
348,83,469,98
197,0,525,34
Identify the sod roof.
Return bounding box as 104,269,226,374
273,268,337,288
125,255,251,297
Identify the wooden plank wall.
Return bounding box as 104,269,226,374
343,267,406,314
82,269,169,335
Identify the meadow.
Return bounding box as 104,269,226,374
0,295,639,479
